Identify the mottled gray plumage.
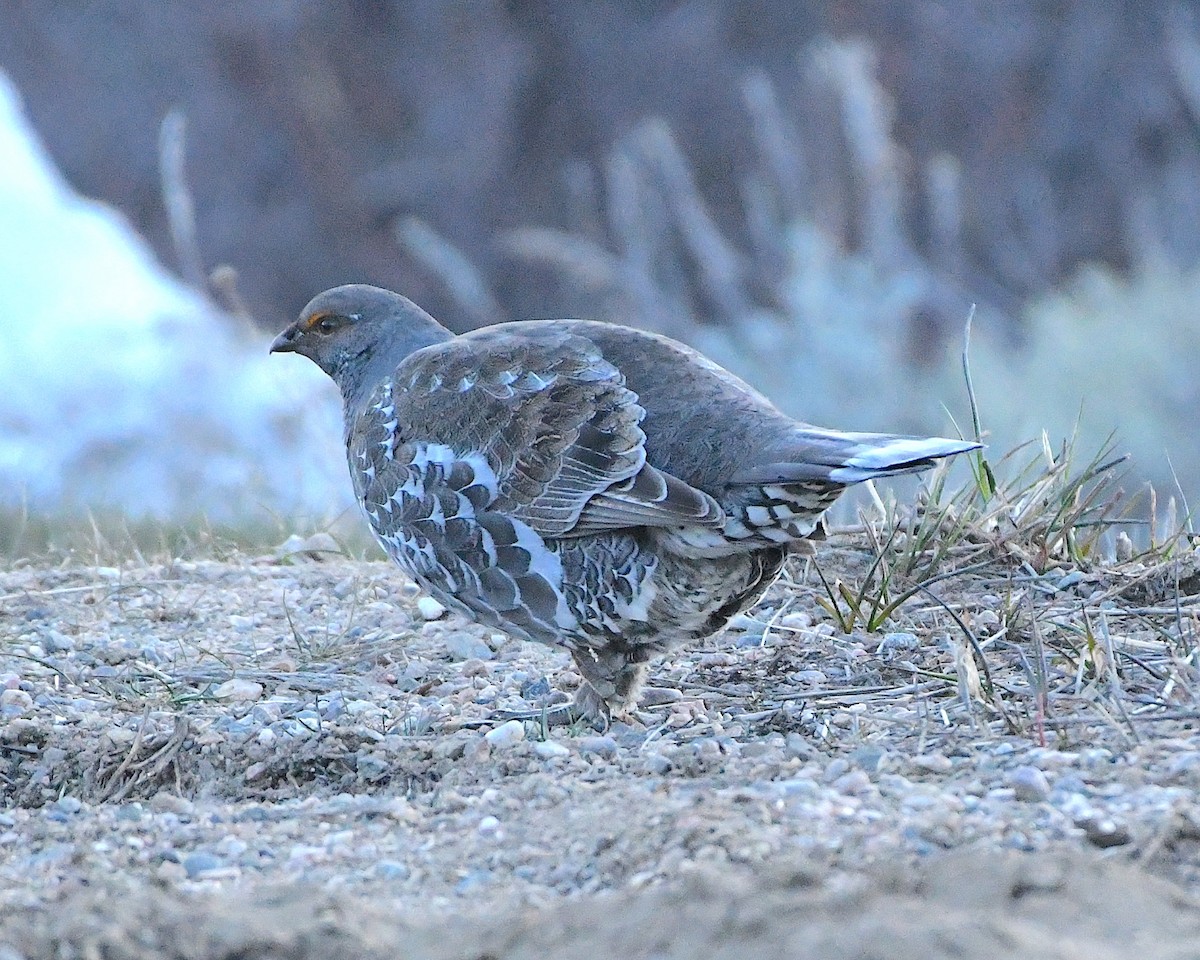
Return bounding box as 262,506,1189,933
271,284,980,720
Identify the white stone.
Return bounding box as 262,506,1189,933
444,633,493,660
417,596,447,621
483,719,526,749
213,678,264,702
0,689,33,714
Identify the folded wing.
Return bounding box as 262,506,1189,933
368,326,723,539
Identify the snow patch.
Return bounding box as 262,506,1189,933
0,70,350,522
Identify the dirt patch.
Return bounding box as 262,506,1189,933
6,851,1200,960
1,536,1199,957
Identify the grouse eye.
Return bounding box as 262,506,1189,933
316,314,343,334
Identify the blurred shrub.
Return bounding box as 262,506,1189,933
3,1,1200,330
973,261,1200,501
686,223,962,434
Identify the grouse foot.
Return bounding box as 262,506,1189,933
493,683,612,730
493,682,685,734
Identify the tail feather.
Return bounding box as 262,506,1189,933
829,435,982,483
730,432,981,487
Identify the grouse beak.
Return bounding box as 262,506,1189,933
269,325,299,354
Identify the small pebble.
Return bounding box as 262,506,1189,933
1080,815,1132,848
53,795,83,815
878,632,918,653
851,746,885,772
115,803,144,822
377,861,410,880
974,609,1001,629
444,633,492,660
41,630,75,653
833,770,873,796
728,613,760,631
1010,765,1052,802
1164,752,1200,781
520,676,552,699
182,852,225,879
455,870,492,895
0,689,33,716
273,533,331,561
642,753,672,775
639,687,683,707
578,736,618,759
213,678,264,702
912,753,953,774
417,597,447,621
483,720,526,749
357,755,391,781
215,836,248,858
534,741,570,759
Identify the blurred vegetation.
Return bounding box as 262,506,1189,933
2,1,1198,504
975,260,1200,502
0,506,379,565
4,1,1199,329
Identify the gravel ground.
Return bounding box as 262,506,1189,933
2,533,1199,957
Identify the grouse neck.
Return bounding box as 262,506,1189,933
336,321,455,419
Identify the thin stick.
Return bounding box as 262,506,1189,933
158,109,206,291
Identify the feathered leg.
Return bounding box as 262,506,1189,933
568,644,654,725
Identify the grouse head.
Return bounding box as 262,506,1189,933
271,284,453,403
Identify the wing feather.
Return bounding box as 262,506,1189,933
368,326,723,538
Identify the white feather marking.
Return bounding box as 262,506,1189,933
377,418,400,460
746,505,773,526
613,561,658,622
403,444,499,499
658,525,747,557
520,371,556,391
508,517,575,630
844,437,978,470
785,517,821,537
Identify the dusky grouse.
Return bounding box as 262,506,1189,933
271,285,979,722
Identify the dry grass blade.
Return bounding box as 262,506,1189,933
94,714,191,803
